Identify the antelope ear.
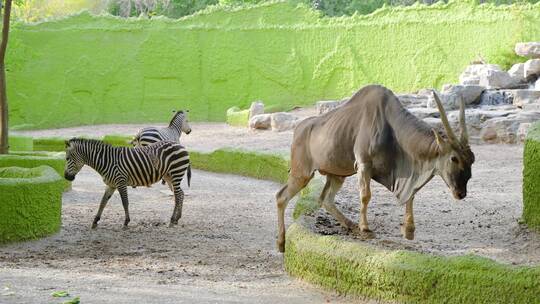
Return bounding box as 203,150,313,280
432,129,447,150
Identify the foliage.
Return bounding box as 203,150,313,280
13,0,104,22
523,121,540,231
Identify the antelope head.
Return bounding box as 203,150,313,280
431,91,475,200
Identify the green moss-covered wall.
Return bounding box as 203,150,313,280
0,166,63,243
8,1,540,129
524,121,540,231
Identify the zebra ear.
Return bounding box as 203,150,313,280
186,110,189,113
65,140,70,148
172,110,177,113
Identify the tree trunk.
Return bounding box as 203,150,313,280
0,0,12,154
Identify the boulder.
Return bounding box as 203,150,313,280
459,64,502,85
441,84,485,105
408,107,440,119
316,100,343,115
508,63,526,83
518,123,532,142
515,42,540,58
536,78,540,90
422,117,443,132
478,69,517,89
480,111,540,143
478,90,513,106
249,114,271,130
397,94,429,108
271,112,298,132
249,101,264,119
524,59,540,80
508,89,540,108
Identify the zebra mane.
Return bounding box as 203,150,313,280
68,137,113,148
168,111,184,127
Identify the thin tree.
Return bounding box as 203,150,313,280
0,0,12,154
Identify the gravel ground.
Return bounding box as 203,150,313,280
0,168,357,304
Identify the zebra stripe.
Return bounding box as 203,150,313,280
64,138,191,228
132,110,191,147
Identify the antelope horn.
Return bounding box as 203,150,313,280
432,91,458,144
459,98,469,145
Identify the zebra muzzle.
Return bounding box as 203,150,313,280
64,172,75,181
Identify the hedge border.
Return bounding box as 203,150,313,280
524,121,540,231
285,176,540,304
8,135,33,151
0,151,71,191
0,166,64,243
226,106,250,127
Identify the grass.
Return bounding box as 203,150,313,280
523,121,540,231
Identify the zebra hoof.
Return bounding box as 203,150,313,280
91,223,98,229
168,222,178,228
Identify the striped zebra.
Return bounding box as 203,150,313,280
64,138,191,228
132,110,191,147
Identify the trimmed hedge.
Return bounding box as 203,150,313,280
285,177,540,303
8,135,33,151
102,134,133,147
0,166,64,243
524,121,540,231
190,148,289,183
0,151,70,190
226,107,250,127
33,137,66,151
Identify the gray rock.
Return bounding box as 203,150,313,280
536,78,540,90
316,100,343,115
397,94,429,108
422,117,443,131
518,123,532,142
459,64,502,85
408,107,440,119
441,84,485,105
508,63,526,83
508,89,540,108
524,59,540,79
478,90,513,106
271,112,298,132
478,69,517,89
249,114,271,130
515,42,540,58
249,101,264,119
480,111,540,143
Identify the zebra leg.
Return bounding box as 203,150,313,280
117,185,131,229
92,186,116,229
169,187,184,227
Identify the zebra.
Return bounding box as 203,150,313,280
132,110,191,147
64,138,191,228
132,110,192,189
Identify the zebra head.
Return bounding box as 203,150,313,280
64,139,85,181
170,110,192,135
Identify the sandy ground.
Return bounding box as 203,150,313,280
6,118,539,303
0,168,359,304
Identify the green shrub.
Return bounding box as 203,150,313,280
0,166,64,243
8,135,33,151
523,121,540,231
226,107,250,127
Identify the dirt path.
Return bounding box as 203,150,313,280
0,168,355,304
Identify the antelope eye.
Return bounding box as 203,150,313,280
451,156,459,163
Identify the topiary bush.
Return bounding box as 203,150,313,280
0,166,64,243
226,107,250,127
8,135,33,151
523,121,540,231
0,151,70,191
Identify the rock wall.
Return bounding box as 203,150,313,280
8,1,540,129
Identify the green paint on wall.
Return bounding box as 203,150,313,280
8,1,540,129
523,121,540,231
0,166,63,243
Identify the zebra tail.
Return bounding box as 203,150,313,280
187,164,191,188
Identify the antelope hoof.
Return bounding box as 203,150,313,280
91,223,98,229
277,238,285,253
401,225,415,240
168,221,178,228
122,224,129,230
360,225,372,233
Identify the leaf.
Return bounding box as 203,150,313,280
63,296,80,304
51,291,69,297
